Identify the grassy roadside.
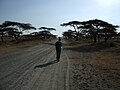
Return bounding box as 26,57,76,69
0,39,52,54
64,40,120,90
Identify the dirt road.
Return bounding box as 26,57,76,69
0,40,120,90
0,40,69,90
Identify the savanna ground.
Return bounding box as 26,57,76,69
64,40,120,90
0,39,120,90
0,38,49,54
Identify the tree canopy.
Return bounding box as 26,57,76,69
3,21,36,31
39,27,56,31
61,21,83,40
61,19,119,43
39,26,56,39
0,21,36,42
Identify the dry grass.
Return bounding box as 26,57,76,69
64,40,120,90
0,39,47,54
67,40,120,70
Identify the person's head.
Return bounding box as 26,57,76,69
58,37,61,41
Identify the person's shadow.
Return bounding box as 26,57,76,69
34,60,58,69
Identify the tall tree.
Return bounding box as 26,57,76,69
39,27,56,31
20,23,36,31
39,27,56,39
98,25,118,42
60,21,82,40
0,24,20,42
0,25,6,42
80,19,118,43
3,21,36,32
63,30,75,39
2,21,36,41
6,27,22,41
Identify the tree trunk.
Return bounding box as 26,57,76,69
98,35,100,42
75,36,78,41
1,32,4,42
13,34,19,43
104,36,108,43
1,36,4,42
75,32,79,41
93,34,97,43
73,25,78,41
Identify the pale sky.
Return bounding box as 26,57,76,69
0,0,120,36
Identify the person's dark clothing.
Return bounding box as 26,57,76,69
55,41,62,61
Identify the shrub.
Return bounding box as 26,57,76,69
109,42,115,47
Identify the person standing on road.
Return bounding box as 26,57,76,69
55,37,62,62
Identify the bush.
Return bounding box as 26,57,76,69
109,42,115,47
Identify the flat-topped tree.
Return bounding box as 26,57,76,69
80,19,119,43
39,27,56,31
0,24,21,42
60,21,82,40
4,27,21,41
20,23,36,31
3,21,36,32
0,24,6,42
39,27,56,39
98,24,119,42
2,21,36,42
62,30,76,39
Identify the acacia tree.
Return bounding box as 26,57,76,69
39,27,56,39
63,30,75,39
6,28,22,41
0,25,6,42
0,24,20,42
2,21,36,41
98,26,118,43
80,19,119,43
60,21,83,40
20,23,36,31
3,21,36,32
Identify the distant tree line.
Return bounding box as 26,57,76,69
23,26,56,40
0,21,56,43
61,19,120,43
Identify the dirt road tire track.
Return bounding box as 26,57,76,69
0,41,69,90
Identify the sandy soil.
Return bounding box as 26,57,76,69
0,40,69,90
0,39,120,90
64,41,120,90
